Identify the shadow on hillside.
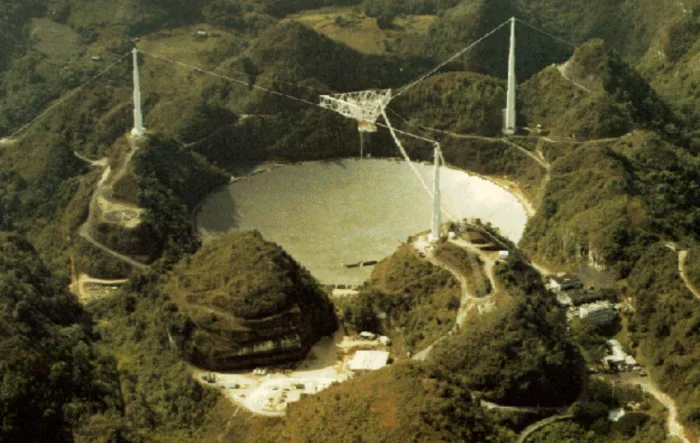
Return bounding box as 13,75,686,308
197,187,241,236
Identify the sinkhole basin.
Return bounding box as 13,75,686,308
196,158,528,285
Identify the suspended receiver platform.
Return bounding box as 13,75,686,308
319,89,392,133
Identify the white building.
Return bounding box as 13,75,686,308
359,331,377,340
348,350,390,371
603,339,640,371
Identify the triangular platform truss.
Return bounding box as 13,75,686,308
319,89,392,132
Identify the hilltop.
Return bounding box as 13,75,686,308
244,363,514,442
0,0,699,441
168,231,337,370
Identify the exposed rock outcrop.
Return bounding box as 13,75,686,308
170,231,337,370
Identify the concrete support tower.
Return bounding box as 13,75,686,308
429,144,441,242
131,48,146,137
503,17,517,136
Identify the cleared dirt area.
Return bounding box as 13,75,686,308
192,327,391,417
97,196,145,228
77,135,150,270
70,273,128,304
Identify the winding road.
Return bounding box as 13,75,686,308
621,376,691,443
664,243,700,301
412,237,496,361
75,136,149,270
516,414,574,443
556,60,594,93
420,127,551,170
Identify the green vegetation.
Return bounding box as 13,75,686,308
434,242,491,297
0,1,46,71
132,136,229,262
169,231,337,370
684,243,700,290
391,71,506,136
367,244,460,352
528,376,671,442
520,39,678,140
83,269,230,441
527,416,670,443
625,244,700,430
0,231,245,441
0,133,95,272
333,291,381,333
523,130,700,277
74,237,133,279
0,233,118,441
1,0,699,439
251,363,514,442
430,252,582,407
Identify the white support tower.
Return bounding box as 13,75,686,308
429,144,442,243
320,88,443,242
131,48,146,137
503,17,517,136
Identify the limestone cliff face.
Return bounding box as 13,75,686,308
170,231,337,370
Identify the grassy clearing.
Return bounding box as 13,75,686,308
287,8,435,54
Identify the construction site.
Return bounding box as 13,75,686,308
193,327,393,417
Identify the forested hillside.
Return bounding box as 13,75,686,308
0,0,699,440
430,252,582,407
0,233,117,441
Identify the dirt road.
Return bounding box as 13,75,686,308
556,60,594,93
517,414,573,443
623,376,691,443
73,150,108,167
678,250,700,301
77,135,149,271
412,236,496,361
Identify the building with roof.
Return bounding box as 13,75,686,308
603,339,640,371
347,350,390,371
568,289,606,306
548,274,583,292
579,301,617,325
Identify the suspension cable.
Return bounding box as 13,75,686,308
394,18,512,98
514,18,576,48
7,51,132,139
